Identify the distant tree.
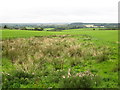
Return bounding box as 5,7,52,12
40,27,44,31
3,25,8,29
34,27,38,30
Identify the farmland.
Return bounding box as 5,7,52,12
1,28,119,88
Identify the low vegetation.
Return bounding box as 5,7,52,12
2,32,118,88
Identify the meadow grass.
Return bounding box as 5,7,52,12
1,29,118,42
1,28,118,88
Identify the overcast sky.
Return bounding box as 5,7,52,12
0,0,119,23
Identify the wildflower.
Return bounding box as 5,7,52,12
62,75,66,78
67,69,71,78
7,73,10,76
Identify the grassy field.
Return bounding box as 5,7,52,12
1,29,118,41
1,28,119,88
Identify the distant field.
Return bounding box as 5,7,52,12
44,28,54,31
1,28,118,88
1,28,118,42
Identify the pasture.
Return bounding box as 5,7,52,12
1,28,118,88
1,29,118,41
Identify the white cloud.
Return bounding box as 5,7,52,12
0,0,119,23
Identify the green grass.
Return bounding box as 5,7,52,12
1,29,57,39
26,27,34,29
1,28,118,88
1,29,118,42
